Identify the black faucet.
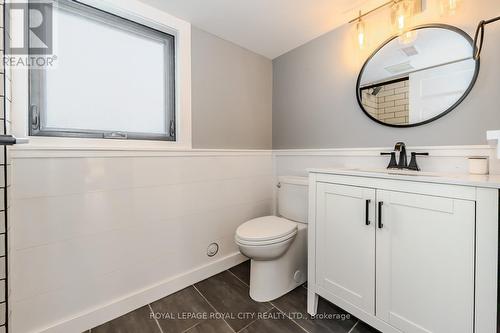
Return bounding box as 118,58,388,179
380,152,398,169
407,152,430,171
381,142,429,170
394,142,407,169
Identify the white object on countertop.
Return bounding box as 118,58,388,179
469,157,489,175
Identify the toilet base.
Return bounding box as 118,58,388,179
249,225,307,302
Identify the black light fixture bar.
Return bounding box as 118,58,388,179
348,0,397,24
473,15,500,60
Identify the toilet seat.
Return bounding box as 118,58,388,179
235,216,298,246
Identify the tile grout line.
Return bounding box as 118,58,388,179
227,268,250,287
148,304,165,333
235,306,275,333
180,321,203,333
269,302,310,333
192,284,236,333
347,320,360,333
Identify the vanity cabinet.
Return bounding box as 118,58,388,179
308,171,499,333
316,183,376,315
376,190,475,333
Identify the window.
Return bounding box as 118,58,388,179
29,0,176,141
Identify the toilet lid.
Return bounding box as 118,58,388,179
236,216,298,242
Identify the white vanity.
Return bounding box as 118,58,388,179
307,169,499,333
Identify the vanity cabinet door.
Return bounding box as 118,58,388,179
316,183,376,315
376,190,475,333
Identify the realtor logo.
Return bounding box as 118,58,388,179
6,2,53,55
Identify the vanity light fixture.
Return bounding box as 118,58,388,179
391,0,413,36
356,11,366,49
391,0,417,44
349,0,422,49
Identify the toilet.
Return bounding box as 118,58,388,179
235,176,308,302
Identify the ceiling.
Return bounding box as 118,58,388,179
361,28,474,85
139,0,388,59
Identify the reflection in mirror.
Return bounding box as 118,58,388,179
358,26,478,127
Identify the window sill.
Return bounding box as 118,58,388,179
11,136,189,154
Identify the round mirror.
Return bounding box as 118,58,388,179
357,24,479,127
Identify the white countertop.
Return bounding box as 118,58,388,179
308,168,500,189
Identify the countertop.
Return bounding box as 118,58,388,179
308,168,500,189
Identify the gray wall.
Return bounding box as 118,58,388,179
272,0,500,149
192,27,273,149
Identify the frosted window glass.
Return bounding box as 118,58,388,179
31,1,176,139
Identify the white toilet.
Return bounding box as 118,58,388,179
235,176,308,302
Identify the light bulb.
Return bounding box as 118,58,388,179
440,0,461,16
392,0,414,36
397,14,405,31
357,20,366,49
449,0,459,11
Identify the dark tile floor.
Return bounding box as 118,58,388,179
88,261,380,333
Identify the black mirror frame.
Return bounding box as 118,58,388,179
356,24,480,128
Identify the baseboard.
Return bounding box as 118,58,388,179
37,252,247,333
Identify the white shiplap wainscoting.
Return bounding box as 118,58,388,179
273,145,499,177
9,149,273,333
7,144,499,333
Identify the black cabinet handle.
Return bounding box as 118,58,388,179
378,201,384,229
365,199,371,225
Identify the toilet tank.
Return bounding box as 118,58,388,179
277,176,309,223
